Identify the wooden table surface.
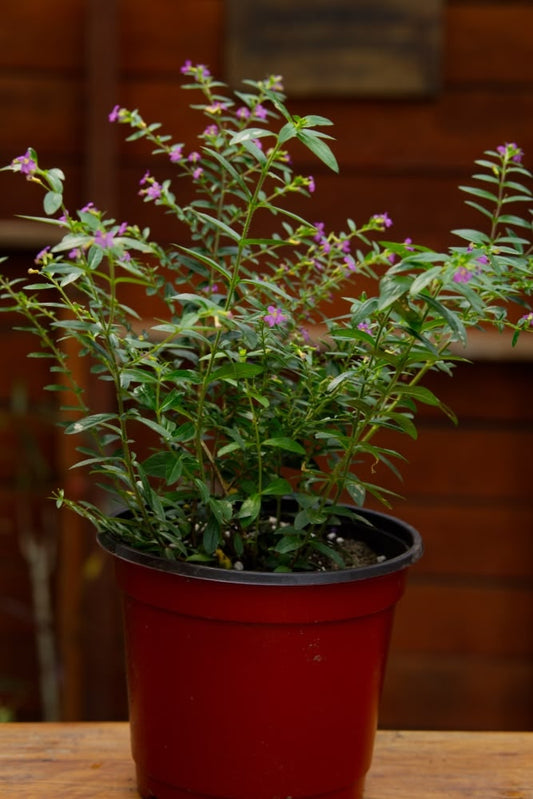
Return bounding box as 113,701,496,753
0,723,531,798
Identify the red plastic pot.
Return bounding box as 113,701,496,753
99,507,422,799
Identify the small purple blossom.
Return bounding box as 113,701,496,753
68,248,81,260
94,230,115,249
343,256,356,272
497,142,523,163
180,60,193,74
372,212,393,229
13,149,37,176
117,221,128,236
339,239,351,255
35,246,51,265
519,312,533,327
357,321,372,334
306,176,316,193
476,254,489,266
192,167,203,180
264,305,288,327
404,237,414,251
145,183,162,199
108,105,121,123
81,201,96,213
313,222,326,243
237,107,251,121
203,124,218,137
169,144,184,163
253,103,268,120
138,172,162,200
453,266,474,284
188,151,201,163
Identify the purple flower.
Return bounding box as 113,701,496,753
358,321,372,334
68,248,81,260
188,151,201,163
13,149,37,176
94,230,115,249
237,107,251,121
372,212,393,230
145,182,162,199
203,125,218,137
35,246,51,265
192,167,203,180
476,254,489,266
117,221,128,236
313,222,326,243
169,144,184,163
339,238,351,255
307,176,316,193
253,103,268,120
264,305,288,327
497,142,523,163
343,256,356,272
81,201,96,213
404,237,414,251
108,105,121,123
453,266,474,284
180,60,193,74
519,312,533,327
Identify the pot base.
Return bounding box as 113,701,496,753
137,771,366,799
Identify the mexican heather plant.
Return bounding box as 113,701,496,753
1,63,532,571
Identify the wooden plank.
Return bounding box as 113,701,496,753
0,0,84,70
393,502,533,578
445,2,533,84
391,582,533,656
0,724,531,798
120,0,223,75
0,76,82,155
381,652,533,730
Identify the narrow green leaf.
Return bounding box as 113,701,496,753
210,363,263,382
263,437,306,455
195,212,241,243
296,130,339,173
176,245,232,281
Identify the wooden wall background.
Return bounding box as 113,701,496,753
0,0,532,729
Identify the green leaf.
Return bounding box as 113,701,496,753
203,516,220,555
195,212,241,243
274,535,303,554
459,185,498,202
278,121,297,144
229,127,274,145
64,413,118,434
296,130,339,173
262,477,293,496
262,437,306,455
176,245,231,281
451,229,490,244
238,494,261,522
210,363,263,382
43,191,63,215
409,266,442,295
308,539,345,568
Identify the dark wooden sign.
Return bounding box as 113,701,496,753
226,0,443,97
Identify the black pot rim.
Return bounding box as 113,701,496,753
98,506,423,586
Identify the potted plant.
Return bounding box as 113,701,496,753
1,62,532,799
